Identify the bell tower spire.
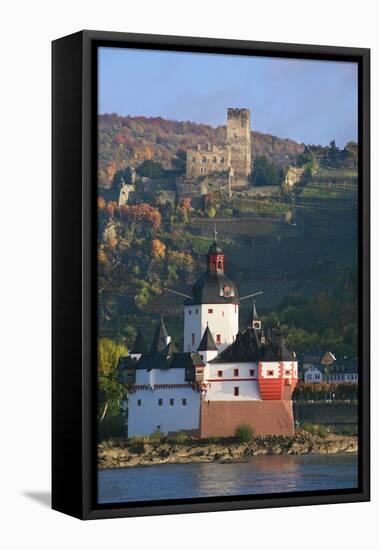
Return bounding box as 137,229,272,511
250,299,262,330
207,235,225,273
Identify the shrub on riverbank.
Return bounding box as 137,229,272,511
235,423,255,443
302,423,328,438
168,431,188,445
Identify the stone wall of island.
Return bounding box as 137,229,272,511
98,431,358,470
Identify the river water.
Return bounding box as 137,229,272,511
97,453,358,504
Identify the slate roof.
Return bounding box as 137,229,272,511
118,356,138,370
184,239,238,305
162,339,179,356
117,318,205,374
329,358,358,374
130,329,148,354
130,350,205,372
198,325,217,351
210,323,296,364
210,327,263,363
184,271,239,305
149,317,169,354
250,300,259,321
261,326,295,362
207,240,223,255
170,352,205,369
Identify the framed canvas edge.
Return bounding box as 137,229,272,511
52,30,370,520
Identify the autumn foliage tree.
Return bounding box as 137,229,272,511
98,196,106,210
151,238,166,260
119,203,161,231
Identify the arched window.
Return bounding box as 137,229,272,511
201,156,206,163
212,156,217,163
220,156,225,164
191,156,196,163
217,260,222,269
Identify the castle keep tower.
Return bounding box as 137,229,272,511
226,108,251,184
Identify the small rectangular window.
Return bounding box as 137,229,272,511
234,368,239,377
285,370,291,376
216,334,221,344
170,398,174,406
267,370,274,376
137,399,142,406
158,398,163,406
182,398,187,406
189,310,192,315
208,309,213,314
234,387,239,397
192,333,195,345
217,370,223,378
249,369,255,376
195,309,198,314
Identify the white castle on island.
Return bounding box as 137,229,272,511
118,238,299,438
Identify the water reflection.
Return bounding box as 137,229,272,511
98,454,358,504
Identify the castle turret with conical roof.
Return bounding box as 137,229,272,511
197,324,218,362
130,328,148,361
150,316,171,354
250,299,261,330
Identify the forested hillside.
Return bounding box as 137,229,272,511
98,113,305,187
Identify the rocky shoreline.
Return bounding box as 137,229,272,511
98,431,358,469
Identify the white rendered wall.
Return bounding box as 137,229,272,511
183,303,239,352
204,361,260,401
198,349,218,364
127,386,201,437
134,368,188,386
259,361,298,379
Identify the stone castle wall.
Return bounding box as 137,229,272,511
186,144,230,178
186,108,251,188
176,173,230,197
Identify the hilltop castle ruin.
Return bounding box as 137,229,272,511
185,108,251,190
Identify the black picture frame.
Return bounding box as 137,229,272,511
52,30,370,520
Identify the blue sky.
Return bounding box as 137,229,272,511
99,47,358,147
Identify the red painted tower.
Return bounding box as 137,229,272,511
257,325,298,400
207,241,225,273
